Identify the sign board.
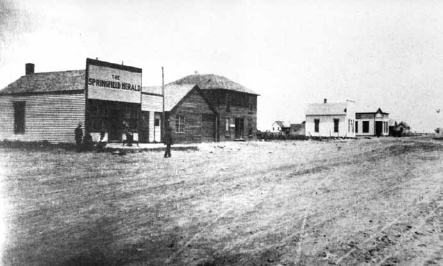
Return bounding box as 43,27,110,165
86,58,142,103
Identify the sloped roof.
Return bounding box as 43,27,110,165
164,84,198,111
290,123,304,131
306,102,348,116
169,74,258,95
272,121,290,128
398,121,410,128
0,70,86,94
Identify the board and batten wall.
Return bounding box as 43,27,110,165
141,93,163,142
0,92,85,143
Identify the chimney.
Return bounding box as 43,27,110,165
25,63,35,75
324,98,327,104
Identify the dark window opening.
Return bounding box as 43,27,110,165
314,119,320,133
333,119,339,133
356,121,359,133
155,119,160,126
226,94,231,111
13,101,26,134
363,121,369,133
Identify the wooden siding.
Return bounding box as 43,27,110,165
168,90,216,143
201,90,257,141
0,93,85,143
141,94,162,112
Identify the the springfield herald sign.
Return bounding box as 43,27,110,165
86,58,142,103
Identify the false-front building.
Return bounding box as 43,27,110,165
0,59,217,144
170,74,259,141
355,108,390,137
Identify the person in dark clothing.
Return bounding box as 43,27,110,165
122,121,133,146
75,122,83,151
83,133,94,151
163,127,173,158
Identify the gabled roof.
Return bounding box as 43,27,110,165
272,120,290,128
398,121,410,128
164,84,197,111
290,123,304,131
169,74,259,95
306,102,348,116
0,70,85,95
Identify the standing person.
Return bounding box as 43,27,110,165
122,120,133,146
75,122,83,150
163,126,173,158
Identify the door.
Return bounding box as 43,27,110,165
109,108,121,141
140,112,149,143
202,114,216,142
154,112,162,142
234,118,244,139
375,121,383,137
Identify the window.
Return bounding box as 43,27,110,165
13,101,26,134
363,121,369,133
249,96,253,111
333,119,339,133
155,119,160,127
314,119,320,133
226,94,231,111
225,118,231,136
175,115,185,133
356,121,359,133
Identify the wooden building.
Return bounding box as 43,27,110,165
0,64,86,143
170,74,259,141
141,86,163,143
164,84,217,143
141,84,217,143
0,59,143,143
305,99,356,138
355,108,389,137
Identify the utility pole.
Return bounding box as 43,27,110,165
162,67,165,142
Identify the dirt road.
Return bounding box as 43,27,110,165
0,137,442,265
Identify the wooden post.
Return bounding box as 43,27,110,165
162,67,165,142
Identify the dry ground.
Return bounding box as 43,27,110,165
0,137,442,266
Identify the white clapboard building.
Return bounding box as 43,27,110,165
305,99,356,138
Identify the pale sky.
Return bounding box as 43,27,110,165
1,0,443,132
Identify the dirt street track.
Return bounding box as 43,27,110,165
0,137,442,265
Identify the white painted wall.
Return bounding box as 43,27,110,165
305,100,356,138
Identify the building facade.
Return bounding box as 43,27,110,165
355,108,389,137
305,99,356,138
142,84,218,144
170,74,258,141
0,59,218,144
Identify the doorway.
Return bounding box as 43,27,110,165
154,112,162,142
234,117,244,139
375,121,383,137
